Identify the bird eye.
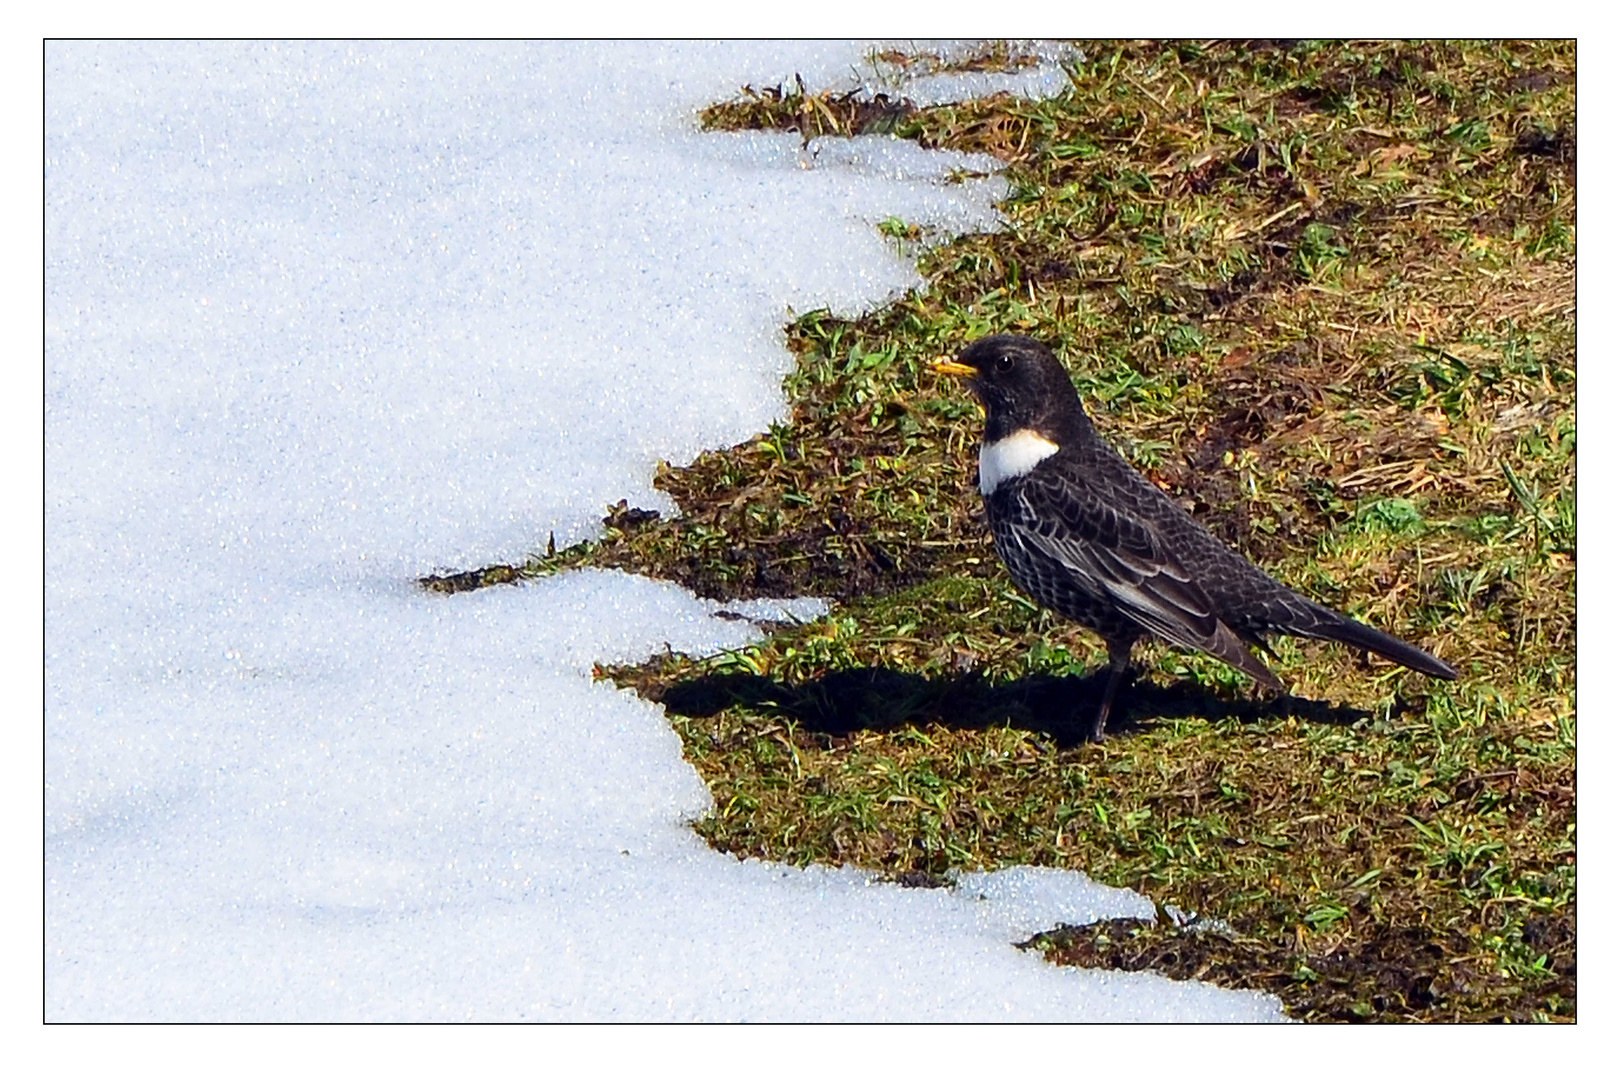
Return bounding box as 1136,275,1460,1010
995,355,1014,372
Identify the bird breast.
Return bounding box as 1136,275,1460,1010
979,429,1061,495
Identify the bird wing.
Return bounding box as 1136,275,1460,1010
1000,465,1283,689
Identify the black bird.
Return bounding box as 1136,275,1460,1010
934,334,1457,741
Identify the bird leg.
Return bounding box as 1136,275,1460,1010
1090,639,1136,742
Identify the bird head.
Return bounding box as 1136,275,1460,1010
932,334,1088,442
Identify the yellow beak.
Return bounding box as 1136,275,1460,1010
932,358,977,378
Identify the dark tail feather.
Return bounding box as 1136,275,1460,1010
1209,621,1286,692
1299,607,1457,680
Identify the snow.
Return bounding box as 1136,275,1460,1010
864,41,1081,106
45,40,1285,1021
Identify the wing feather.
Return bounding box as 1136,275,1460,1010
1002,467,1282,688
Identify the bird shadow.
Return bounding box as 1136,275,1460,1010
655,665,1373,749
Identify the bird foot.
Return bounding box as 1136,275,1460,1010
1086,662,1138,742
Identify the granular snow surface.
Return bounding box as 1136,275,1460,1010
45,40,1286,1021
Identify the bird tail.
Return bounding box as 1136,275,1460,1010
1208,621,1286,692
1293,603,1458,680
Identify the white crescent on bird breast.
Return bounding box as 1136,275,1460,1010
979,429,1061,495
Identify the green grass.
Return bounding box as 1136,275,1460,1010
427,40,1575,1021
